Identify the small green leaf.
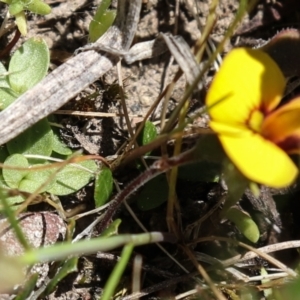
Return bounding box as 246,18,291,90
226,207,260,243
51,129,72,156
89,0,116,42
94,167,113,207
15,11,27,36
0,63,17,110
9,1,24,15
7,119,53,156
0,174,25,209
8,37,49,94
47,160,97,195
137,174,168,211
100,219,121,237
2,154,29,189
48,115,72,156
222,159,249,212
40,257,78,297
18,164,54,193
137,121,157,147
26,0,51,15
1,194,24,209
2,154,53,193
0,87,18,110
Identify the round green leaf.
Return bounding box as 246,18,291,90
226,207,260,243
0,174,25,209
19,164,54,193
2,154,29,189
7,118,53,156
47,160,97,195
94,167,113,207
137,174,168,211
8,37,49,94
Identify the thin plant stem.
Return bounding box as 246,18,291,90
117,61,134,138
162,0,255,135
97,160,167,232
99,150,198,232
190,236,297,277
182,244,227,300
166,95,190,235
101,243,134,300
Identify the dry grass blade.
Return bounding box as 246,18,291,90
0,0,142,145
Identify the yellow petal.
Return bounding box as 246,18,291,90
262,97,300,143
209,120,247,136
217,128,298,188
206,48,285,125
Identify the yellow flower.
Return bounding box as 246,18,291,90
206,48,300,188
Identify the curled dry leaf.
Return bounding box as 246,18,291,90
0,212,66,256
0,212,66,290
261,29,300,78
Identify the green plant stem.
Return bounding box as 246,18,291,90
101,243,134,300
194,0,218,63
167,96,190,235
20,232,176,265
